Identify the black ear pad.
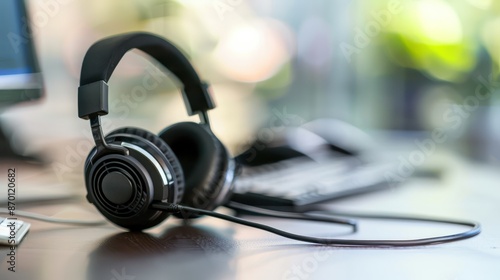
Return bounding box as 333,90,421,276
108,127,185,204
158,122,229,210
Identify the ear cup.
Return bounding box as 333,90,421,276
84,127,187,230
108,127,185,205
158,122,230,211
85,152,162,231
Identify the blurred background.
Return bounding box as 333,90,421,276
2,0,500,182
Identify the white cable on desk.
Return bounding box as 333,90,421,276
0,209,107,226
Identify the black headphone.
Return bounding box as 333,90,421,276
79,32,481,246
79,32,236,230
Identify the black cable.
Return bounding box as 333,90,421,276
221,201,357,230
152,202,481,247
152,202,356,230
307,205,479,225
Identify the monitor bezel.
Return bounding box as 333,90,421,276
0,0,44,105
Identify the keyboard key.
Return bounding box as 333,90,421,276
232,156,394,210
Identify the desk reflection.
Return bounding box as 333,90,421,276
87,225,237,280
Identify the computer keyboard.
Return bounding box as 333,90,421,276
0,217,30,245
230,156,394,211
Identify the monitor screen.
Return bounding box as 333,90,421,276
0,0,43,104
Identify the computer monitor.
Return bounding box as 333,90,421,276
0,0,43,105
0,0,44,161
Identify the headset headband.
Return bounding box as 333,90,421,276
78,32,215,120
78,32,215,157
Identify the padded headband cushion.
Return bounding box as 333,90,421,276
158,122,228,209
79,32,214,115
107,127,185,204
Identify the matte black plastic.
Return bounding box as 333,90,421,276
105,129,184,203
78,81,109,119
87,153,167,230
79,32,215,116
101,171,134,204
